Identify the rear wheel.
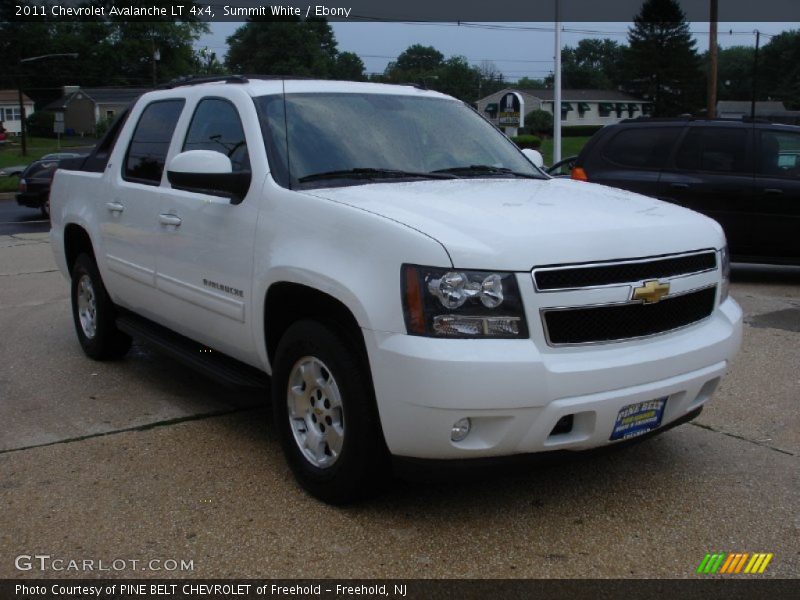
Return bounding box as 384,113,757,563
70,253,131,360
40,198,50,219
272,319,387,504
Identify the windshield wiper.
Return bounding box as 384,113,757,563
298,167,456,183
431,165,539,179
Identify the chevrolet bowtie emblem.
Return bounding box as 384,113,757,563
632,280,670,304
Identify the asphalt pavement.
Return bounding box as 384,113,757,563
0,233,798,579
0,194,49,236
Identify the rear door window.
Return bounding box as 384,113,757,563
602,127,680,169
123,99,185,185
675,127,749,173
757,130,800,178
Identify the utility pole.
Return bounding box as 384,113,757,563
750,30,760,120
17,53,78,157
553,0,562,165
707,0,718,118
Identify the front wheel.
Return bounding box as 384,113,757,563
70,253,131,360
272,320,387,504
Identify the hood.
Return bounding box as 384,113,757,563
306,178,724,271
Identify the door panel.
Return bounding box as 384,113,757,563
100,99,184,312
752,129,800,262
658,126,755,257
154,96,261,365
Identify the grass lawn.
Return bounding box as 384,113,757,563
0,136,97,192
539,136,591,167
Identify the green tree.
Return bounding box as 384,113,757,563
333,52,366,81
477,62,506,97
0,2,207,104
623,0,701,116
193,47,227,76
515,77,548,90
547,39,625,89
226,17,339,77
524,109,553,136
759,30,800,109
385,45,500,102
383,45,445,85
436,56,481,101
701,45,755,102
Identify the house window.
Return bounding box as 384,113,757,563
628,103,640,118
598,103,613,117
1,107,21,121
560,102,573,120
577,103,591,119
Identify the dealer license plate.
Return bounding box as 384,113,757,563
610,397,667,441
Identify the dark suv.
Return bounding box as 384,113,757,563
572,118,800,265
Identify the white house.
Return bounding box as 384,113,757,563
0,90,35,135
476,88,650,135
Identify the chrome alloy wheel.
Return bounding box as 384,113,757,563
286,356,345,468
76,274,98,339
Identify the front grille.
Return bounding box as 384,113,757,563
535,251,717,291
542,286,717,345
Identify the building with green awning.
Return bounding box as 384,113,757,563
475,88,650,130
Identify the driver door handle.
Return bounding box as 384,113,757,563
763,188,783,195
158,213,182,227
106,201,124,213
670,182,689,189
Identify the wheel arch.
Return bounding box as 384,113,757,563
64,223,95,275
264,281,370,372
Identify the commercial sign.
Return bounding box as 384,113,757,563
498,92,524,127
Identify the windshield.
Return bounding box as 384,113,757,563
255,92,544,189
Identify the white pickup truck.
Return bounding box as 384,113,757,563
50,77,742,503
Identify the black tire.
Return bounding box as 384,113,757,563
70,253,131,360
40,197,50,219
272,319,388,504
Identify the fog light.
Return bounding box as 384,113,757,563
451,417,471,442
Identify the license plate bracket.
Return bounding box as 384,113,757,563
610,397,667,441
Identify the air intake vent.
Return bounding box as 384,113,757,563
535,251,717,291
542,286,717,345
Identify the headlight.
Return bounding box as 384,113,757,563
402,265,528,338
719,245,730,302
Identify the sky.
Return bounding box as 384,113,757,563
196,21,797,82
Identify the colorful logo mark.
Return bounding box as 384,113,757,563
697,552,773,574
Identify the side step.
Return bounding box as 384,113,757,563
116,313,270,389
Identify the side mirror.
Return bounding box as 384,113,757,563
167,150,251,204
521,148,544,169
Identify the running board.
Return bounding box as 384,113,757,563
116,313,270,389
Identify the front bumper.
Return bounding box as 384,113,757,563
364,297,742,459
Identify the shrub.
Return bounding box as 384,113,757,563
95,116,113,138
26,111,55,138
524,109,553,135
510,134,541,149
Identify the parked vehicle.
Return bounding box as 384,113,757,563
571,118,800,265
41,152,84,161
49,77,742,503
15,154,88,218
16,159,60,218
0,164,27,177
